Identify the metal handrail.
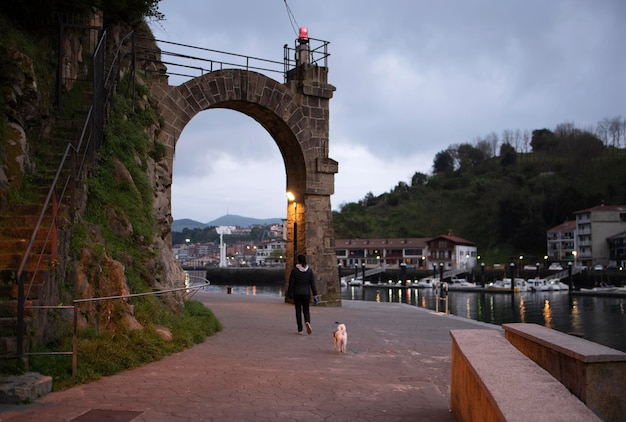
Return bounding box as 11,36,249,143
25,278,211,377
15,28,135,360
283,37,331,69
135,35,330,83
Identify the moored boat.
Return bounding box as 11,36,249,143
447,277,479,290
527,278,550,292
414,277,438,288
486,278,529,292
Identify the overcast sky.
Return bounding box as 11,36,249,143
149,0,626,223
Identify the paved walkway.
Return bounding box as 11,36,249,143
0,292,501,422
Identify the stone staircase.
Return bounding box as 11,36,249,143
0,185,60,368
0,113,86,370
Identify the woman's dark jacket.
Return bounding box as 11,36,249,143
287,264,317,297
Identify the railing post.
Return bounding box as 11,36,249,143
16,273,24,365
73,303,78,377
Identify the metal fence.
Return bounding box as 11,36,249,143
134,35,330,84
28,280,210,377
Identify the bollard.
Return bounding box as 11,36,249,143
437,282,449,314
226,286,233,294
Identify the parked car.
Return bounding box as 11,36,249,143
523,265,537,270
548,263,563,271
594,265,604,271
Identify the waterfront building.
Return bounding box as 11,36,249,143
426,233,477,271
547,220,576,263
335,234,477,272
607,231,626,269
335,237,429,270
574,204,626,268
255,239,287,266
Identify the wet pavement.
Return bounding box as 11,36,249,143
0,292,501,421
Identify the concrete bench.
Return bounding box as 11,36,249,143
503,323,626,422
450,329,601,422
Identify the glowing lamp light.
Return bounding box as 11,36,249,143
298,26,309,42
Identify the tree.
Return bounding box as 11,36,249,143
457,143,487,171
474,138,493,158
432,150,454,175
0,0,164,26
607,116,624,149
530,129,557,153
411,172,429,187
360,192,377,207
485,132,499,157
500,142,517,167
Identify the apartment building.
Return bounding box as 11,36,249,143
548,204,626,268
574,204,626,267
426,233,477,271
547,220,576,262
335,234,477,271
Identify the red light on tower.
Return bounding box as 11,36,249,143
298,26,309,43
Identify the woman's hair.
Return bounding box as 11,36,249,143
297,254,307,266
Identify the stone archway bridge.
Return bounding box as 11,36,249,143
133,34,342,305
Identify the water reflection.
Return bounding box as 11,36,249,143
342,286,626,353
543,299,553,329
571,298,582,332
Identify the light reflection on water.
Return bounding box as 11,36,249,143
345,285,626,353
185,271,626,353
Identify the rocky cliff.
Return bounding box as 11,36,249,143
0,12,184,352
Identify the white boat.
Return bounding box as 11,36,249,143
447,277,479,290
580,282,617,293
527,278,550,291
486,278,529,292
347,277,363,286
414,277,438,288
546,280,570,291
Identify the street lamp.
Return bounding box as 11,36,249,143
361,262,366,283
286,191,297,265
572,250,577,268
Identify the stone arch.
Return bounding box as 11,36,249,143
149,67,341,305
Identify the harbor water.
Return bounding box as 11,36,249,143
186,271,626,353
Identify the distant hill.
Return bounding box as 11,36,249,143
172,215,283,232
172,219,207,232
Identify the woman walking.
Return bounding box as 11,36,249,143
287,254,318,335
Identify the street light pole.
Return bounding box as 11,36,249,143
286,192,297,265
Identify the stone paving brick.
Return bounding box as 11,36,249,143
0,292,501,421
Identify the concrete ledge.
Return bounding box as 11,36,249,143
503,323,626,422
450,329,601,422
0,372,52,404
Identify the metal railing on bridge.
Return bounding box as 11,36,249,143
134,35,330,83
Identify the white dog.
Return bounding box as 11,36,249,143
333,323,348,353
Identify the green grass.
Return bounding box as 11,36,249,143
29,299,222,391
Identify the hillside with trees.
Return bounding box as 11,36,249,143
333,121,626,263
